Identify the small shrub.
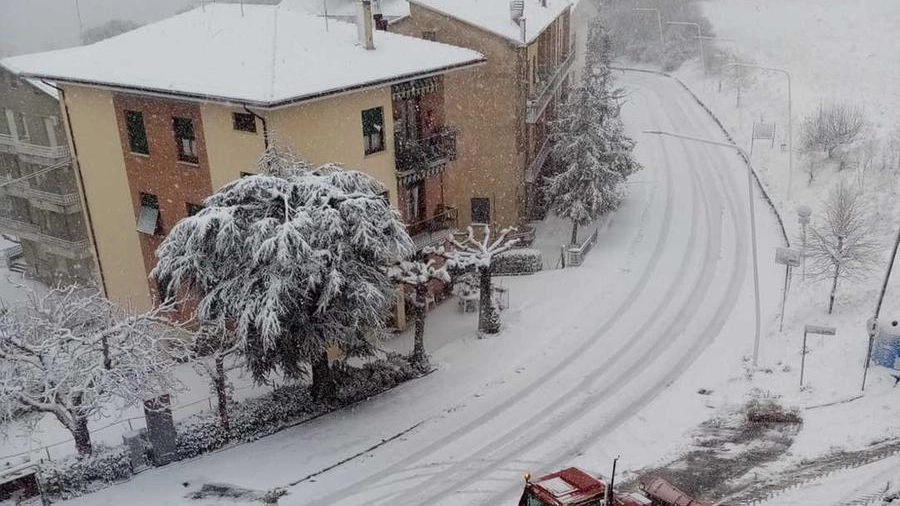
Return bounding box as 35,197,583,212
745,398,802,425
41,446,133,499
175,414,228,460
332,353,420,404
493,248,543,275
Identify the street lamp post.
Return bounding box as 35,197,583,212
634,8,664,46
727,63,793,201
644,130,762,367
797,205,811,281
666,21,705,76
862,225,900,391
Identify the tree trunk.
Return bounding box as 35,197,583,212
72,415,92,457
214,355,230,434
570,221,580,246
311,350,333,401
828,262,841,314
411,286,427,365
478,267,499,334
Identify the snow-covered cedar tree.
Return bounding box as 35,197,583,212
428,226,517,335
388,258,450,367
545,20,642,245
152,146,414,400
0,287,184,456
805,183,880,314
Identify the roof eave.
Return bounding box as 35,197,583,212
13,57,486,111
407,1,572,46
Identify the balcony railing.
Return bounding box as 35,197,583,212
526,46,576,124
0,133,69,160
395,128,458,185
0,216,91,258
407,205,458,250
0,176,80,208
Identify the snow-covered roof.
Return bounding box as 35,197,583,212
0,61,59,100
1,4,484,108
281,0,410,21
409,0,575,45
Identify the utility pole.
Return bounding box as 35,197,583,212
607,455,619,506
633,8,664,46
667,21,705,76
862,225,900,391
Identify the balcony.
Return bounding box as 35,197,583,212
0,133,69,163
407,205,458,250
526,47,576,124
395,128,457,185
0,175,80,212
0,216,91,259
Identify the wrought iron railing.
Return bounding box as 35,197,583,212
0,176,79,207
0,216,90,254
407,206,459,248
395,128,457,183
0,134,68,160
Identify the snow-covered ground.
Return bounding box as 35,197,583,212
629,0,900,499
51,68,785,505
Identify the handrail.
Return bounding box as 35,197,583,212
395,128,458,178
526,44,576,123
0,176,79,207
0,134,68,159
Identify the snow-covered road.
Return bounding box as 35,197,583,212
61,71,784,506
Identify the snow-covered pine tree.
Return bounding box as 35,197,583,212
152,147,414,400
0,287,183,456
544,19,641,245
389,258,450,367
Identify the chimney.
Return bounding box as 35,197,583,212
357,0,375,50
373,0,388,30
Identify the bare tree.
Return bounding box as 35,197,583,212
802,154,824,186
190,322,241,433
0,287,183,456
801,102,868,160
430,227,517,334
805,184,880,314
389,259,450,367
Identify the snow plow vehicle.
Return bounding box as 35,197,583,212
518,468,708,506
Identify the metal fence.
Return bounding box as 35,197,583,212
562,227,600,268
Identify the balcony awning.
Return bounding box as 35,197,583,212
398,163,446,186
392,77,440,100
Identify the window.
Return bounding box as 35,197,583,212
422,30,437,41
471,197,490,224
186,202,204,217
232,112,257,133
125,110,149,155
362,107,385,154
405,182,425,223
136,192,160,235
16,113,29,140
173,117,199,163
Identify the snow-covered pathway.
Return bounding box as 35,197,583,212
60,71,784,506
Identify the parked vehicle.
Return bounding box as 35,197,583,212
518,467,652,506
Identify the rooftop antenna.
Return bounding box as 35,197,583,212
200,0,206,13
323,0,330,31
74,0,85,43
241,0,245,16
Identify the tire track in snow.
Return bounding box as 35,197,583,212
303,78,684,506
361,77,724,506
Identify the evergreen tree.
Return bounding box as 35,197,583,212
152,147,414,399
544,20,641,245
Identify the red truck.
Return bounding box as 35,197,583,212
518,468,708,506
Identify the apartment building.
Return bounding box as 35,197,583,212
3,3,484,311
0,65,95,285
392,0,578,226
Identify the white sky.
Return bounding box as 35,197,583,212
0,0,200,56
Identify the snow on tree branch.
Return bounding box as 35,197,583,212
0,286,185,455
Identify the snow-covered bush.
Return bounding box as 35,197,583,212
175,414,228,460
332,354,421,403
744,396,801,425
41,446,133,499
493,249,543,275
228,383,315,441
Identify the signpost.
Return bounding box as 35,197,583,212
775,247,801,331
801,324,836,387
